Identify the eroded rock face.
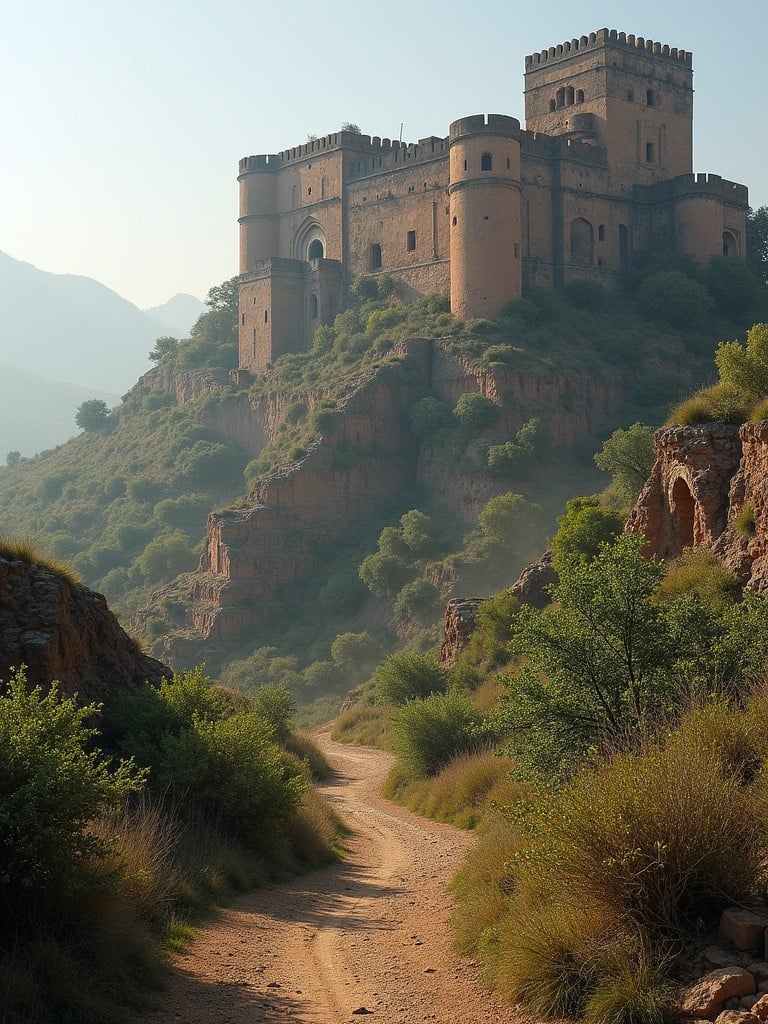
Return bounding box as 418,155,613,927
511,549,557,608
439,598,484,667
625,425,742,560
626,422,768,593
0,556,168,705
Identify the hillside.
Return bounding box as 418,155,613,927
0,260,759,713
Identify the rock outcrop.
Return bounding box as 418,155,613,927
626,421,768,592
137,338,688,666
439,598,484,667
0,555,168,705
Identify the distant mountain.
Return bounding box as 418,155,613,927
143,294,205,338
0,361,119,457
0,250,189,393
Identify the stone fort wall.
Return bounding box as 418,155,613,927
236,27,748,373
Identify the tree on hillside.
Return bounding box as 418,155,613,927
747,206,768,286
75,399,108,432
175,276,240,369
502,533,670,776
594,422,656,506
148,335,179,364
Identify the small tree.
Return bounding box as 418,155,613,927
148,335,179,363
594,423,656,506
75,399,109,432
453,392,497,432
503,533,671,776
0,668,142,893
5,451,21,468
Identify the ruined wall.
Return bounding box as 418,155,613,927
626,422,768,594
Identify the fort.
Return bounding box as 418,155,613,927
236,27,748,374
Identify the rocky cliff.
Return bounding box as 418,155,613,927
0,555,168,704
136,340,655,666
626,421,768,592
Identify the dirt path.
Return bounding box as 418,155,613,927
147,731,518,1023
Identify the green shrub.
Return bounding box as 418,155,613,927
594,423,656,507
409,395,454,438
373,651,446,705
639,270,714,328
392,578,440,623
0,668,143,894
250,684,297,742
551,495,624,567
564,280,605,309
667,383,751,425
158,711,305,849
735,501,757,538
453,392,497,431
358,550,409,596
390,691,484,777
655,547,739,612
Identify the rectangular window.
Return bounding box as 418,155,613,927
646,142,655,163
646,89,655,106
407,230,416,252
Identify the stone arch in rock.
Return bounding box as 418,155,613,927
670,475,696,553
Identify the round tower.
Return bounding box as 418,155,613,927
237,154,279,274
448,115,523,318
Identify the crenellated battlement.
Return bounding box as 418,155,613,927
238,24,747,375
348,136,448,179
637,173,749,205
525,28,691,69
522,129,607,168
450,114,521,141
239,129,449,176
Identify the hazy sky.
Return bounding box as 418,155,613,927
1,0,764,309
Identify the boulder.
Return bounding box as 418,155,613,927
679,969,756,1019
719,909,768,953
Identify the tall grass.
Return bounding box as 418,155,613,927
0,535,82,587
384,748,523,828
452,698,768,1019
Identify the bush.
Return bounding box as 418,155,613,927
159,711,305,849
564,280,605,309
639,270,714,328
667,383,751,426
249,684,297,742
735,501,757,538
594,423,656,507
392,578,441,623
551,495,624,567
0,668,142,894
373,651,446,705
409,395,454,438
358,550,409,596
453,392,497,432
390,692,484,777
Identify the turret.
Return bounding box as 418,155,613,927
238,154,280,274
448,115,523,318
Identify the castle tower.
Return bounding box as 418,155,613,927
524,29,693,188
238,155,279,273
448,115,523,319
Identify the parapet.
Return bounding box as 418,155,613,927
635,172,749,205
449,114,522,141
238,154,281,175
524,29,691,69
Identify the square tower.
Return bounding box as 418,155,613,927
524,29,693,188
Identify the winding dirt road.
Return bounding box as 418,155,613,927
148,731,519,1023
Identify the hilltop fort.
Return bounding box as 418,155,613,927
237,26,747,371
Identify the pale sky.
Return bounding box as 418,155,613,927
1,0,764,309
